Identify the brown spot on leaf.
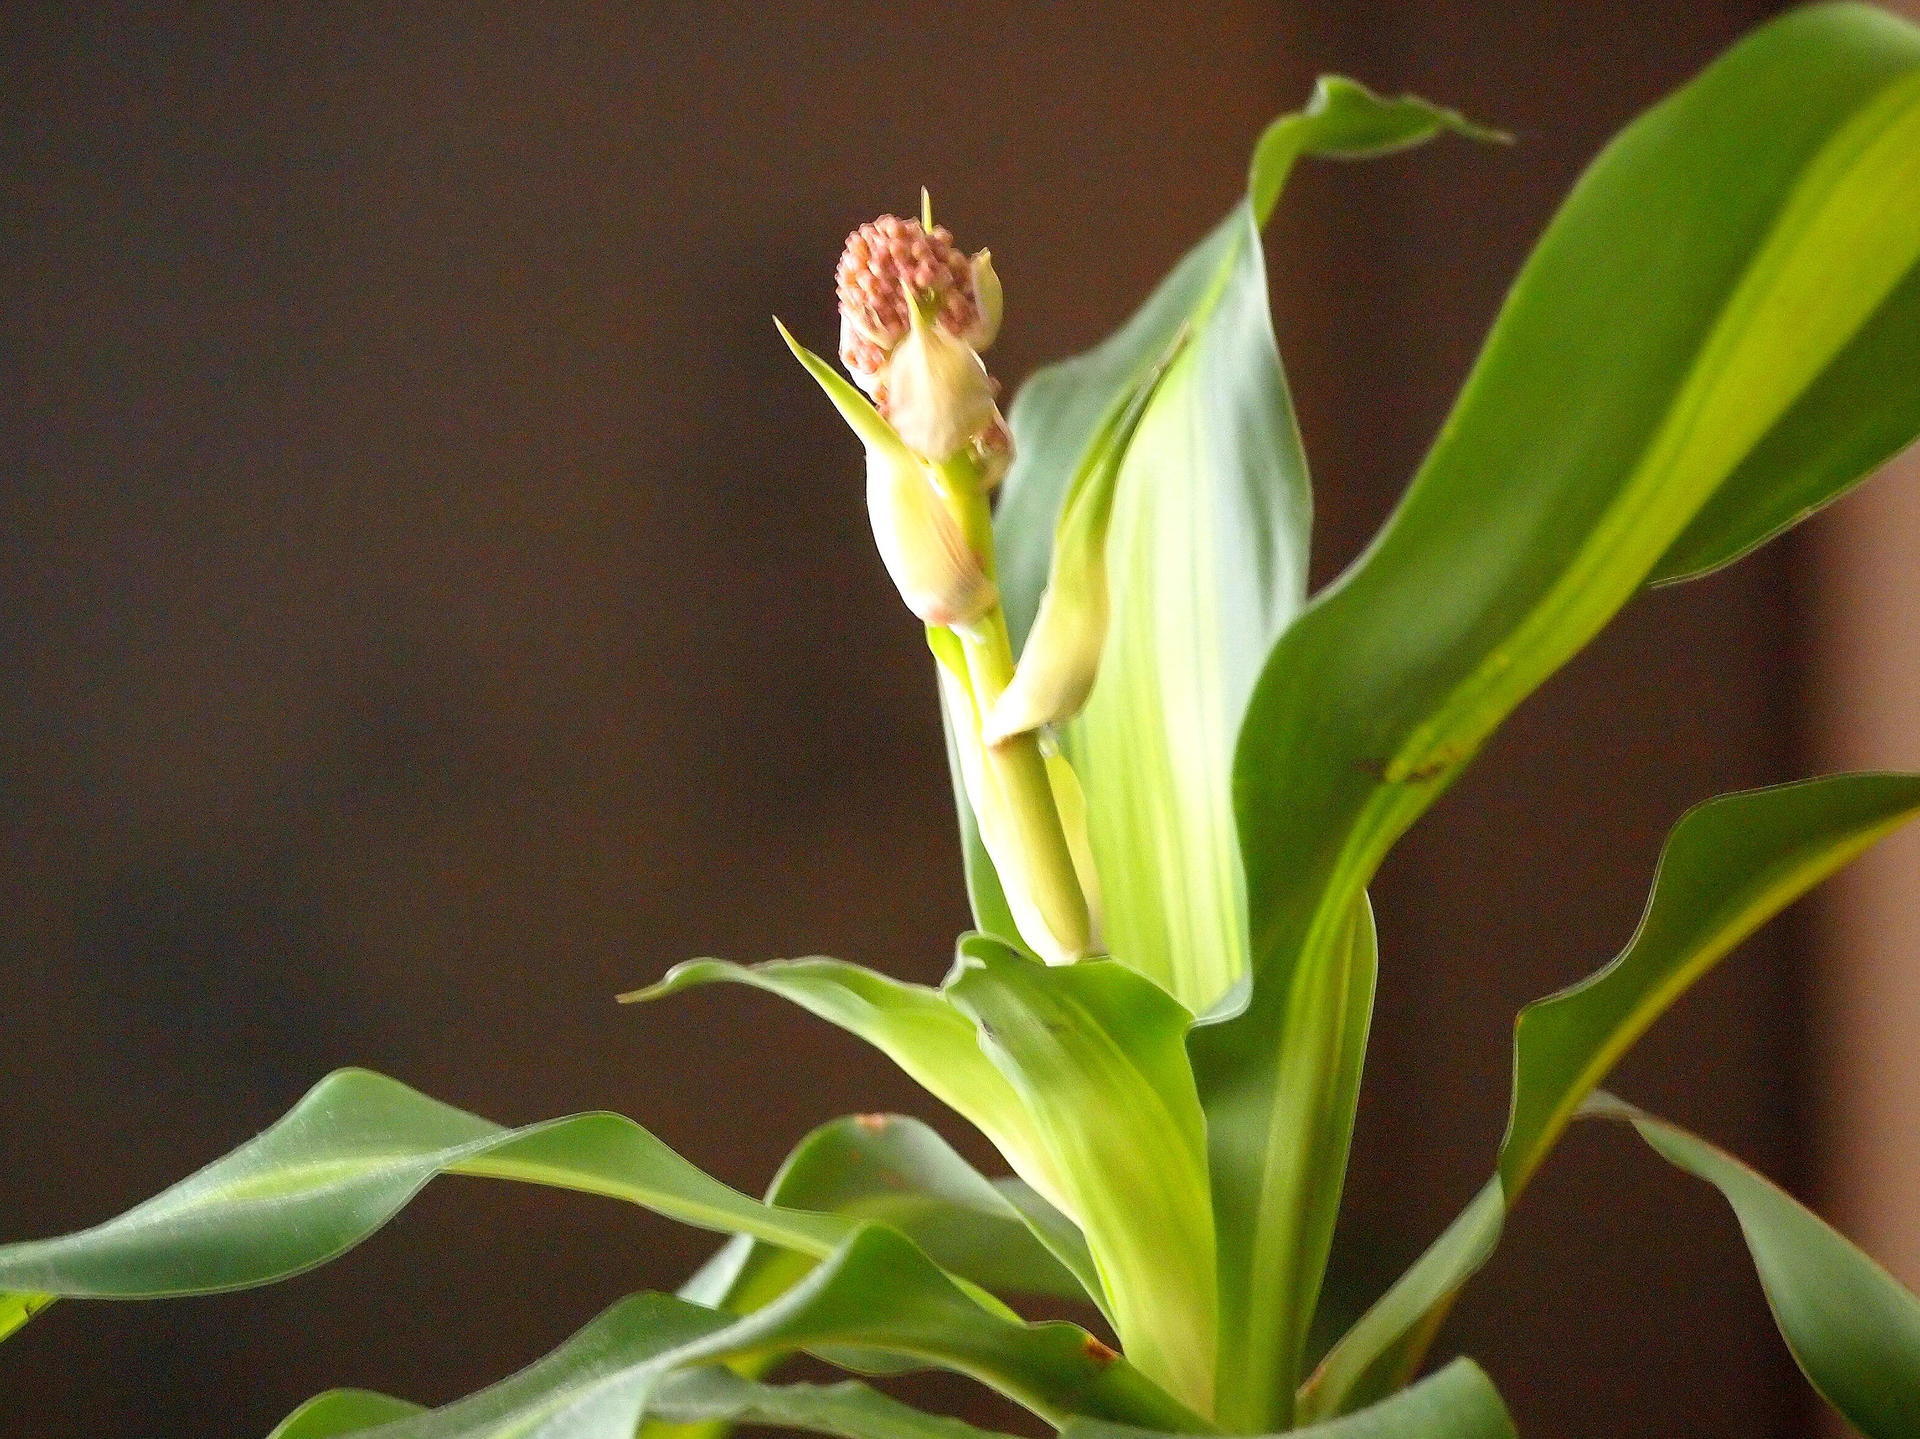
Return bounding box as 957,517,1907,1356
1082,1335,1118,1366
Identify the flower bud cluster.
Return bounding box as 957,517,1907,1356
786,206,1105,967
836,216,1004,465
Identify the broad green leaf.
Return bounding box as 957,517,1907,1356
647,1368,1021,1439
1061,1358,1513,1439
277,1374,1021,1439
1653,233,1920,582
732,1112,1090,1308
269,1390,427,1438
0,1291,52,1342
1201,895,1376,1430
984,79,1489,1015
1588,1095,1920,1439
1503,774,1920,1191
947,937,1217,1414
269,1232,1206,1439
1206,7,1920,1421
0,1068,845,1340
1303,774,1920,1418
623,959,1051,1212
636,945,1215,1415
644,1111,1100,1439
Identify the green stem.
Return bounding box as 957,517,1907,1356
937,454,1093,961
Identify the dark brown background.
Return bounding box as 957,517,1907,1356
0,2,1820,1435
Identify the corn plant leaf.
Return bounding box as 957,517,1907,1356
1503,774,1920,1190
945,936,1217,1415
1200,894,1377,1429
1302,773,1920,1418
645,1367,1022,1439
984,78,1488,1015
1061,1357,1513,1439
270,1390,428,1438
635,944,1215,1415
0,1068,848,1340
267,1231,1205,1439
625,959,1049,1208
1587,1095,1920,1439
683,1111,1090,1318
1204,6,1920,1420
1653,250,1920,583
0,1292,52,1342
276,1373,1022,1439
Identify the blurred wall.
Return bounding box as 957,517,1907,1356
0,3,1841,1436
1808,0,1920,1318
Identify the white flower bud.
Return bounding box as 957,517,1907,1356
883,306,997,461
984,559,1108,743
964,250,1002,351
867,441,996,628
972,412,1014,493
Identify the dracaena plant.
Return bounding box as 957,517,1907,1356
9,5,1920,1437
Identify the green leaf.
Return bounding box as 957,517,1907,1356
635,945,1217,1416
0,1291,53,1343
624,959,1050,1211
947,937,1217,1415
1652,228,1920,583
1303,774,1920,1418
648,1109,1101,1439
1200,895,1377,1430
1587,1095,1920,1439
755,1112,1090,1305
269,1232,1206,1439
0,1068,846,1339
988,79,1489,1016
1208,7,1920,1422
1061,1358,1514,1439
646,1367,1021,1439
1503,773,1920,1190
269,1390,428,1438
1246,77,1505,221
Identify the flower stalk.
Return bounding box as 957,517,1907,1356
800,209,1100,964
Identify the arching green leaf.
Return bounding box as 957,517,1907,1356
634,944,1215,1417
0,1069,845,1340
947,938,1216,1415
267,1231,1205,1439
1303,773,1920,1418
982,80,1490,1015
1062,1358,1513,1439
1210,8,1920,1421
1589,1096,1920,1439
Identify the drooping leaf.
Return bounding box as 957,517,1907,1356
984,79,1491,1015
646,1367,1022,1439
1206,7,1920,1421
946,937,1217,1414
0,1068,845,1341
276,1373,1022,1439
267,1232,1205,1439
269,1390,428,1438
746,1112,1090,1306
1502,774,1920,1191
1303,774,1920,1417
634,944,1216,1416
623,959,1049,1211
644,1111,1101,1439
1588,1095,1920,1439
1061,1357,1514,1439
